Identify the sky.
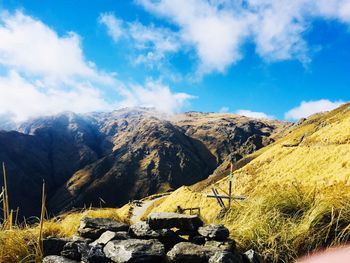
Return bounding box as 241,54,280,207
0,0,349,123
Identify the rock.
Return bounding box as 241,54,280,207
82,245,108,263
205,240,236,252
60,241,90,261
243,249,261,263
103,239,165,263
90,230,117,246
78,217,129,239
114,231,130,240
175,229,198,236
166,242,218,263
208,251,242,263
129,221,160,238
157,229,187,251
148,212,203,231
188,235,206,245
78,227,104,240
198,224,229,241
79,217,129,231
43,237,71,256
42,255,78,263
61,246,80,261
129,221,185,251
72,235,92,243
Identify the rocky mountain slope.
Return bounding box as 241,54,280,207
0,108,289,218
143,102,350,262
171,112,287,164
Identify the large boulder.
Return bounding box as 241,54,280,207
43,237,71,256
103,239,165,263
148,212,203,231
42,256,78,263
166,242,218,263
78,217,129,239
208,251,242,263
198,224,229,241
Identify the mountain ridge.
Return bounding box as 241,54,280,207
0,108,290,218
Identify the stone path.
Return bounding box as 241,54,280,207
130,196,165,223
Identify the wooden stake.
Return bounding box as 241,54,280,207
15,207,19,226
211,188,225,209
1,186,6,225
2,162,10,229
38,180,46,260
228,163,233,208
9,209,13,230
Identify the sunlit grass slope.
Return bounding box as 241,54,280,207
143,103,350,262
0,207,129,263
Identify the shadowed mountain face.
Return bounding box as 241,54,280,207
0,108,290,218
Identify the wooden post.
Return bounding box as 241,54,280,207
228,163,233,208
211,188,225,209
214,188,225,208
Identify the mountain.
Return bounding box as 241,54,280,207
172,112,288,164
0,108,289,218
143,102,350,262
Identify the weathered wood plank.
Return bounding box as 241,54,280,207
207,194,246,200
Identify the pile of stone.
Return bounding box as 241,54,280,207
42,212,261,263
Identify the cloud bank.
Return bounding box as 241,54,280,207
118,81,194,114
0,11,193,123
128,0,350,76
285,99,344,120
236,109,274,119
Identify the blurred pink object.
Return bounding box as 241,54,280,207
298,246,350,263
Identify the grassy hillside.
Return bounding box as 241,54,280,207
142,103,350,262
0,207,129,262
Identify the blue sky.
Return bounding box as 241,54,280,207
0,0,349,122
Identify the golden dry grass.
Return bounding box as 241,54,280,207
0,207,128,263
142,103,350,262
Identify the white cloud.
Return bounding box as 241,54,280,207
248,0,310,63
98,13,123,42
0,11,112,83
236,109,274,119
137,0,250,76
0,70,113,122
99,13,180,68
219,106,229,113
118,81,194,114
137,0,350,75
129,22,180,67
284,99,344,120
0,11,193,123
